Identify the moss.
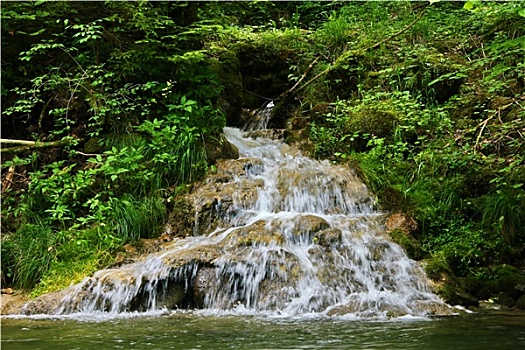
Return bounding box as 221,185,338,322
166,197,196,238
491,265,525,300
437,284,479,307
423,256,453,282
31,256,104,297
83,137,101,154
388,229,423,260
516,295,525,309
493,293,515,308
211,50,244,127
204,134,239,165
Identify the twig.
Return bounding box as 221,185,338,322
1,166,15,193
38,95,54,130
73,151,106,157
365,6,428,51
242,89,273,101
474,102,514,150
294,6,428,94
294,65,331,94
288,56,321,95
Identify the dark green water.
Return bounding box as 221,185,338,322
2,311,525,350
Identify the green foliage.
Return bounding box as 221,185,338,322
5,223,56,290
423,224,509,276
317,12,352,55
1,1,226,291
305,1,525,279
481,186,525,244
109,195,166,241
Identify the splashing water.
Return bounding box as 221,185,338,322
16,105,450,319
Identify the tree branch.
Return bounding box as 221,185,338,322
293,6,429,94
365,6,428,51
0,138,76,154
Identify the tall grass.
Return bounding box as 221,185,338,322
482,187,525,244
8,223,56,290
109,194,166,241
318,15,352,55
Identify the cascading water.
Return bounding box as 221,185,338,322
15,104,450,318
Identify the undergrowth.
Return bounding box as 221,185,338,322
306,1,525,277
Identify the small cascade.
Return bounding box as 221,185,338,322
16,105,451,318
242,101,274,132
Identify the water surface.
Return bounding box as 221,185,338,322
2,312,524,349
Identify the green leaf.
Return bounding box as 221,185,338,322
463,1,474,10
518,9,525,18
29,28,46,36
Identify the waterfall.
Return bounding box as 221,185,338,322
17,105,450,318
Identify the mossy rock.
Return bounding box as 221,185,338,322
165,197,196,238
423,256,453,282
343,107,399,152
492,292,515,308
460,275,492,301
458,265,525,302
437,284,479,307
491,265,525,300
204,134,239,165
378,187,409,212
83,137,101,154
516,295,525,309
388,229,423,260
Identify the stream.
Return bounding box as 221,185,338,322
2,311,525,349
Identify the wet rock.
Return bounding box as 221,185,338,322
194,267,220,307
314,228,343,247
492,292,515,308
225,221,285,247
478,300,512,311
188,178,264,234
291,215,330,235
205,134,239,164
215,158,264,177
0,291,28,315
258,277,295,309
246,129,285,140
136,280,187,311
9,289,69,315
165,167,264,238
165,198,197,238
275,163,373,214
162,245,222,268
438,285,479,307
388,229,423,260
325,301,451,318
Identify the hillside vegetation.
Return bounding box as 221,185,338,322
1,1,524,306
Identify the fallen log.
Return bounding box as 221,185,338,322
0,138,75,154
